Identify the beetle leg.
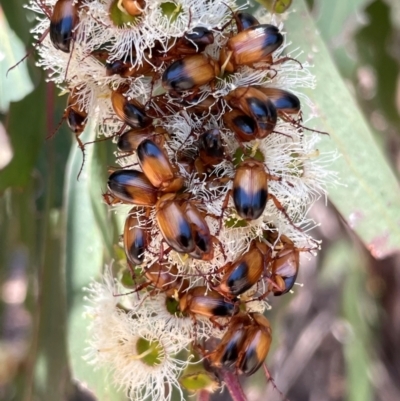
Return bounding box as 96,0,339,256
268,193,304,233
158,242,166,261
219,188,233,232
113,280,153,298
7,28,50,76
36,0,52,17
209,316,227,330
84,123,125,147
76,135,87,180
271,129,293,140
272,56,303,70
263,364,287,400
265,171,281,182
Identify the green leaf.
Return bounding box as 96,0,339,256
1,0,33,43
64,120,126,400
310,0,372,41
0,79,46,191
0,9,34,112
284,0,400,258
341,247,374,401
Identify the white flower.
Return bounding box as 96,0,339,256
84,268,193,401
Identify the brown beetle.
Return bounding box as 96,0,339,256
225,87,278,138
195,128,226,174
155,193,196,254
179,286,237,326
137,138,184,192
49,0,80,53
230,158,296,224
255,87,301,116
237,313,272,375
111,90,152,129
105,58,153,78
208,313,252,369
124,209,150,266
208,312,272,376
214,241,271,298
126,262,188,297
162,54,220,93
183,202,214,261
65,90,87,135
163,27,215,58
223,109,258,142
267,234,301,296
198,129,225,166
108,173,215,258
107,169,158,205
117,126,164,153
220,24,283,73
143,263,188,296
234,12,260,31
232,158,269,221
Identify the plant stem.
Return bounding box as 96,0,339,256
197,390,210,401
222,371,247,401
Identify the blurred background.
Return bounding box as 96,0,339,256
0,0,400,400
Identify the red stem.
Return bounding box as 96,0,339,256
197,390,210,401
222,371,248,401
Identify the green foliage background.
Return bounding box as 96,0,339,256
0,0,400,400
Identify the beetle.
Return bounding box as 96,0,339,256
141,263,188,296
237,313,272,376
6,0,82,73
225,87,278,138
124,209,150,266
162,54,220,93
267,234,301,296
107,173,186,254
108,171,214,258
179,27,214,53
179,286,237,327
65,90,87,135
155,193,196,254
208,313,252,369
105,58,154,78
91,49,154,78
183,202,215,261
198,129,225,166
137,138,184,192
107,169,158,205
162,27,215,58
117,126,165,154
220,24,283,73
208,312,272,376
255,86,329,136
255,87,301,116
223,109,258,142
232,158,269,221
111,89,152,129
214,241,272,298
195,128,226,174
234,12,260,31
230,158,295,226
49,0,80,52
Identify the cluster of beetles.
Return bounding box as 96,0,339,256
38,0,320,380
